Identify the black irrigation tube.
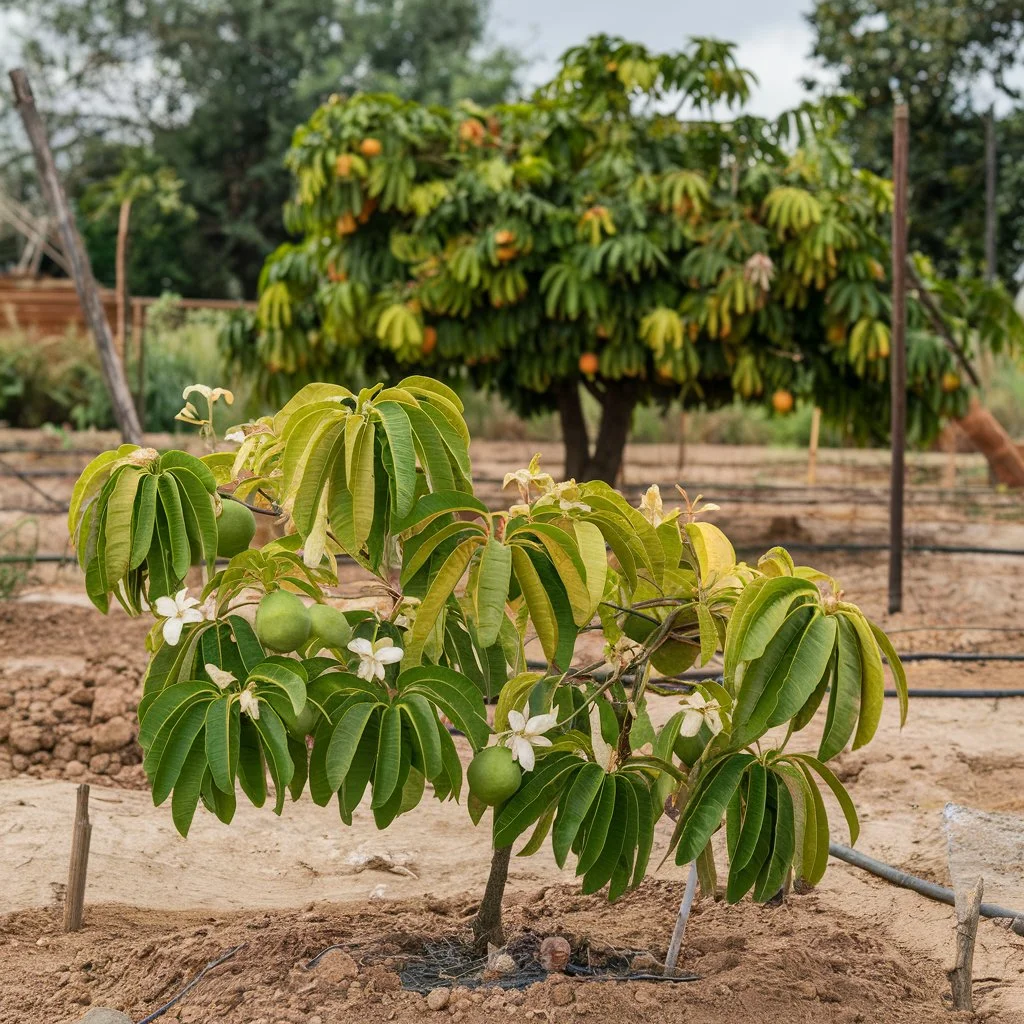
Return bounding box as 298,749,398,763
135,943,245,1024
829,844,1024,924
736,541,1024,557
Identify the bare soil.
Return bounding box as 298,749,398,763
1,437,1023,1023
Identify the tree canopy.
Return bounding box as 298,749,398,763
1,0,522,297
234,34,1023,480
805,0,1024,281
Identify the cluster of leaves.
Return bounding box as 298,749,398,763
71,376,907,908
230,33,1024,451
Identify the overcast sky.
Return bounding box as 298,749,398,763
489,0,821,115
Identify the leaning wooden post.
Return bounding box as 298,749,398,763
664,860,698,976
888,103,909,615
63,783,92,932
946,876,983,1011
9,69,143,445
807,407,822,486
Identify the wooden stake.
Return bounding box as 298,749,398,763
888,103,909,615
9,69,142,444
63,783,92,932
946,876,983,1011
807,407,822,486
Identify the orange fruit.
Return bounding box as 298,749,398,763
579,352,599,375
359,137,382,158
496,245,518,262
772,389,794,414
606,60,618,73
326,262,347,283
422,326,438,354
826,322,846,345
459,118,485,146
595,324,609,339
335,154,353,178
336,212,357,235
494,229,516,246
357,197,377,224
942,371,961,393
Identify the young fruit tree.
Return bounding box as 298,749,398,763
69,378,908,952
225,34,1023,482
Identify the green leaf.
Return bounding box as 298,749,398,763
696,602,718,667
398,665,491,750
576,774,617,875
128,473,158,571
734,576,817,666
350,419,377,550
517,800,558,856
251,705,294,814
401,520,486,585
152,700,210,805
370,705,404,809
494,672,544,733
405,404,456,493
574,520,608,619
846,611,885,749
553,761,606,868
104,467,142,583
765,613,838,727
819,615,862,760
405,537,480,665
374,401,418,518
726,762,767,901
156,472,191,581
171,468,219,571
170,736,208,837
869,618,909,727
608,778,640,900
205,695,239,793
291,419,346,537
792,753,859,844
237,718,267,807
326,702,379,791
68,449,127,540
581,780,628,895
510,545,558,664
493,752,581,848
159,452,217,494
627,777,656,887
753,773,795,902
399,693,443,780
248,657,308,717
475,538,512,648
795,761,831,885
674,753,755,865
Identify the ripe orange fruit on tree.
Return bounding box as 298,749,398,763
494,229,516,246
336,212,357,235
359,137,382,158
422,326,437,354
326,262,347,283
459,118,485,146
942,371,961,393
595,323,609,339
772,389,794,414
357,197,377,224
335,154,353,178
579,352,599,375
496,245,518,262
826,322,847,345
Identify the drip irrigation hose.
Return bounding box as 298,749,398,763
829,844,1024,926
135,943,245,1024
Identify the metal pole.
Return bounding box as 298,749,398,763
8,69,143,444
888,104,909,615
985,107,997,283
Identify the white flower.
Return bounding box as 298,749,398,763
154,588,205,646
743,252,775,292
605,635,643,672
502,454,555,501
348,636,404,682
225,429,245,443
205,663,237,690
182,384,234,406
238,686,260,720
504,708,558,772
536,479,591,514
679,691,724,737
639,484,663,526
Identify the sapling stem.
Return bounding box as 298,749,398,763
664,860,698,975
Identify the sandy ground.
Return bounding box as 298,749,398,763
1,436,1023,1022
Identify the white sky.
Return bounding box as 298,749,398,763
488,0,820,115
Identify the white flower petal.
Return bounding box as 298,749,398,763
181,608,205,625
706,710,724,736
163,616,185,647
374,645,404,665
679,709,703,737
154,596,178,618
239,689,260,720
355,660,374,682
525,711,558,736
348,637,374,657
371,659,387,681
515,737,536,772
205,663,237,689
506,709,527,733
225,430,245,443
530,735,552,748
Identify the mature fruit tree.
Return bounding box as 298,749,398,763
69,376,907,949
230,35,1023,482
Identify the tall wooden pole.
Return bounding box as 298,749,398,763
888,104,909,615
9,69,143,444
985,107,997,284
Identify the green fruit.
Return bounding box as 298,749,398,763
308,603,353,649
467,746,522,806
216,498,257,558
289,704,318,739
255,590,311,653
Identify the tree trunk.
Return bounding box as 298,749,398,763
115,198,132,362
555,379,638,484
472,844,512,950
956,399,1024,487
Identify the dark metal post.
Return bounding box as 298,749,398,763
985,107,997,283
888,104,909,615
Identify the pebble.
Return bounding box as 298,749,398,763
426,988,450,1011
